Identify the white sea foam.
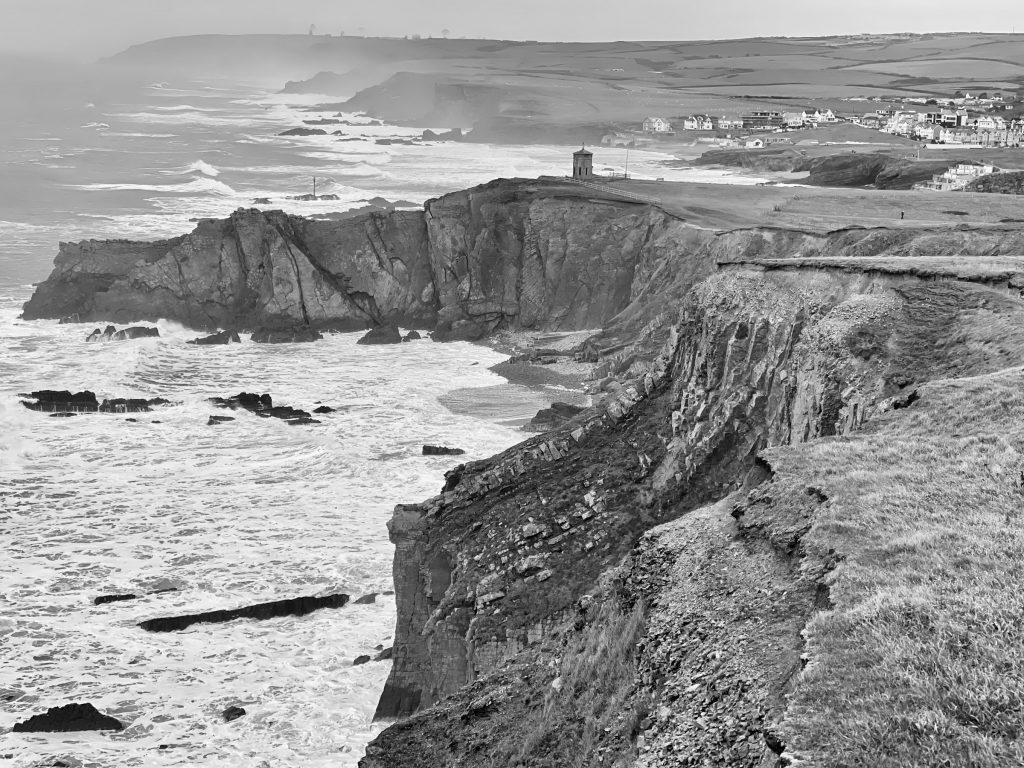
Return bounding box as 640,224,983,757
73,177,238,196
0,295,524,767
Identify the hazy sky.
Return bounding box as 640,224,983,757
2,0,1021,58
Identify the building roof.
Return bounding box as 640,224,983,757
574,146,593,156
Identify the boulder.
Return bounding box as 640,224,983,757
357,325,402,345
423,445,466,456
207,415,235,425
251,326,322,344
188,330,241,345
402,330,422,342
522,402,586,433
354,593,378,604
222,706,246,722
353,655,372,666
12,703,124,732
313,405,335,414
374,646,394,661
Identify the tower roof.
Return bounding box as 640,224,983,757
573,146,593,156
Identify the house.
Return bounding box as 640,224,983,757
783,111,807,128
718,117,743,130
741,111,784,130
681,115,713,130
914,122,942,141
642,117,672,133
806,108,839,125
917,163,995,191
744,137,766,148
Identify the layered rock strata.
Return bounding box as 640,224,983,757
363,262,1024,766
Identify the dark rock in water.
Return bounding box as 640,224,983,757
354,593,378,605
287,417,321,425
265,405,311,420
211,392,273,413
188,330,241,345
125,418,138,422
27,390,98,408
94,594,137,605
112,326,159,341
138,593,349,632
357,325,402,345
353,655,372,666
222,706,246,722
12,703,124,732
251,326,322,344
422,128,464,142
99,397,167,413
374,646,394,661
50,412,76,418
402,330,422,342
252,197,271,205
208,415,235,425
423,445,466,456
313,405,335,414
86,325,117,342
522,402,586,433
87,325,158,342
279,127,327,136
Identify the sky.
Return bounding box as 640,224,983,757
1,0,1021,59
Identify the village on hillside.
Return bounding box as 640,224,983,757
609,91,1024,151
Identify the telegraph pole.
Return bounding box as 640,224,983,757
313,176,317,198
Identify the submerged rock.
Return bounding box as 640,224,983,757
187,330,241,345
207,415,235,426
94,594,137,605
138,593,349,632
12,703,124,732
279,127,327,136
354,593,378,604
357,325,402,345
353,655,372,666
402,330,422,342
251,326,322,344
20,391,170,414
222,706,246,722
313,405,335,414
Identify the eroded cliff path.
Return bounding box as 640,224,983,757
363,263,1024,768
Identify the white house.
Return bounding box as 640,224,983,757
643,117,672,133
744,137,766,148
784,111,807,128
681,115,713,131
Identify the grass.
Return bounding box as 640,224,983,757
774,367,1024,766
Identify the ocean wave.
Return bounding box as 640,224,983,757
80,122,110,130
160,159,222,178
73,176,238,196
153,104,221,113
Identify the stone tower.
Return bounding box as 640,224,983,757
572,146,594,180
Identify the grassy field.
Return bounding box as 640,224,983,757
579,178,1024,232
775,366,1024,766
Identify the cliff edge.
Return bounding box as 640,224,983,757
364,251,1024,766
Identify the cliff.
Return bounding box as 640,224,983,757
23,179,706,338
695,149,960,190
363,251,1024,766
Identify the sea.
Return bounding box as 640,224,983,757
0,63,768,767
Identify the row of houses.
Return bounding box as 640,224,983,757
642,108,840,134
878,110,1024,145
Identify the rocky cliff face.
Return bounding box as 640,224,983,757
23,180,710,337
363,254,1024,766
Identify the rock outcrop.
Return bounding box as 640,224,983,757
13,703,124,732
138,593,349,632
362,256,1024,766
188,330,241,345
357,324,403,345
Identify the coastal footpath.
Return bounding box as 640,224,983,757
24,179,1024,767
